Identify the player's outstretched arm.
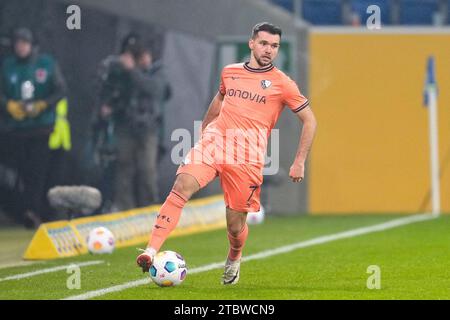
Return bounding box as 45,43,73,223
289,106,317,183
201,91,224,133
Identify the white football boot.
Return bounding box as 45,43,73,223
221,258,241,285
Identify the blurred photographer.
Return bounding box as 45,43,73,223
95,34,169,211
129,45,171,208
0,27,67,228
92,34,139,212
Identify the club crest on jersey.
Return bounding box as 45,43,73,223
261,80,271,89
35,69,48,83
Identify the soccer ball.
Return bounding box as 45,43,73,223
149,251,187,287
247,205,265,225
86,226,115,254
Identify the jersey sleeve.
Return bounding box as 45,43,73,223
282,77,309,113
218,68,226,96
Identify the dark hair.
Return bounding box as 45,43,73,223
132,43,148,60
120,32,141,54
13,27,33,44
251,22,282,39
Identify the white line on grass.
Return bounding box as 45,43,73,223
62,214,436,300
0,260,45,270
0,260,105,282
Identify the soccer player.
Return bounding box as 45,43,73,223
137,22,317,285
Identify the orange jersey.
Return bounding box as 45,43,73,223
203,62,309,166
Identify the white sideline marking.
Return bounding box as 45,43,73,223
0,261,45,270
0,260,105,282
62,214,436,300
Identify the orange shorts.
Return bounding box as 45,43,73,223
176,141,263,212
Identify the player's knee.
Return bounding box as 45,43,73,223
172,174,199,199
226,208,247,236
227,221,245,237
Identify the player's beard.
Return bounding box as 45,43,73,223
254,52,272,67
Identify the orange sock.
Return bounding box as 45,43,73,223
227,223,249,261
148,190,188,251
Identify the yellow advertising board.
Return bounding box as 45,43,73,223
24,195,226,260
309,29,450,214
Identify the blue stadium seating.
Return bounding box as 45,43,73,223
302,0,342,25
399,0,439,25
350,0,391,25
270,0,443,26
446,0,450,24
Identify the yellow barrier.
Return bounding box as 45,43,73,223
309,30,450,214
23,195,226,260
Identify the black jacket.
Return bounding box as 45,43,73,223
97,57,170,135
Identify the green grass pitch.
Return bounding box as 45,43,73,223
0,214,449,300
